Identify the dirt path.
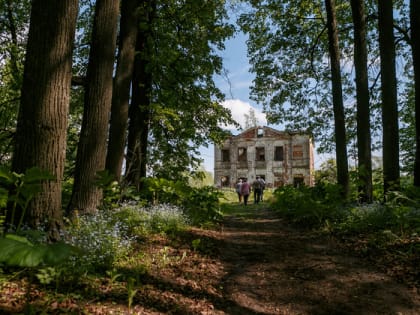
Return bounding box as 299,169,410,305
212,205,420,315
1,204,419,314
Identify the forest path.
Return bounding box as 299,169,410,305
214,204,420,315
1,203,419,314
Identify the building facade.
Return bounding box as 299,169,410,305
214,126,314,188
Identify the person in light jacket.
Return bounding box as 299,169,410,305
240,178,251,206
235,179,243,203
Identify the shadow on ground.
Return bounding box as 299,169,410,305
211,203,420,315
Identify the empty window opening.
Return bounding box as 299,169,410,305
274,146,284,161
238,147,247,161
222,149,230,162
256,147,265,161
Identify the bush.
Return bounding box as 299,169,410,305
271,183,345,228
140,178,223,226
63,210,134,273
336,203,393,234
113,202,189,236
182,186,223,225
63,203,189,273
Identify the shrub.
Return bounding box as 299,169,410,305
140,178,223,226
271,184,345,228
113,202,189,236
182,186,223,226
64,210,134,273
63,203,189,273
335,203,393,234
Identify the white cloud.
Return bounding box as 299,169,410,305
221,99,267,131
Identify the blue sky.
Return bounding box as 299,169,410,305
200,32,267,174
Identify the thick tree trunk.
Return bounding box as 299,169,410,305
106,0,139,181
68,0,119,214
412,0,420,186
378,0,400,194
11,0,78,236
325,0,349,199
350,0,373,203
125,1,154,191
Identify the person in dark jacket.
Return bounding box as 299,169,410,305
252,176,262,204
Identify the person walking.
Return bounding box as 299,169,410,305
258,177,266,202
252,176,262,204
235,179,243,203
240,178,251,206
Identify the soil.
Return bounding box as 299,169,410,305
1,204,419,314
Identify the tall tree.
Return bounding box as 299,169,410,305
324,0,349,198
350,0,373,203
125,0,154,190
378,0,400,194
68,0,119,214
10,0,78,235
125,0,235,184
412,0,420,186
106,0,140,181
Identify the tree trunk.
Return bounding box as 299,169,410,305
350,0,373,203
68,0,119,214
378,0,400,194
105,0,139,182
412,0,420,186
11,0,78,237
125,1,154,191
325,0,350,199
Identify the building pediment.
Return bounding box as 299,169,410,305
233,126,293,140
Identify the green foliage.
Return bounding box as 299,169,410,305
183,186,223,225
126,277,138,312
188,166,214,188
271,184,345,227
0,234,75,268
64,202,190,273
191,238,201,252
141,178,223,225
64,210,134,273
0,1,30,164
272,182,420,238
114,203,188,236
0,166,54,233
140,0,237,177
335,203,393,234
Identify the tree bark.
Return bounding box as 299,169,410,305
378,0,400,194
325,0,350,199
412,0,420,186
106,0,139,182
68,0,119,214
11,0,78,236
350,0,373,203
125,1,154,191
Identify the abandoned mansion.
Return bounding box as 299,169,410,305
214,126,314,188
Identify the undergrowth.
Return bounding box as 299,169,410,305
270,182,420,286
